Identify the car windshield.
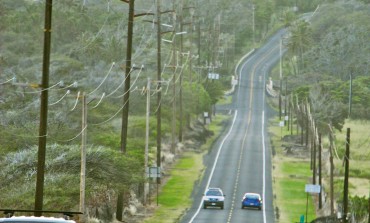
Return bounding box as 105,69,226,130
206,190,222,196
246,195,260,200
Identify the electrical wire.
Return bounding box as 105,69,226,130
49,90,70,106
71,15,110,53
113,67,143,98
87,62,115,96
90,97,129,126
106,66,144,98
90,92,106,109
0,77,15,85
58,82,78,91
58,125,87,143
15,81,63,94
70,91,81,111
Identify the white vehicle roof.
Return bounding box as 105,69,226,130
0,216,76,223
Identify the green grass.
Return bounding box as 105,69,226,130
277,162,316,223
144,114,231,222
218,95,233,105
144,152,204,223
268,116,317,222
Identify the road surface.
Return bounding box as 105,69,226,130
180,28,288,223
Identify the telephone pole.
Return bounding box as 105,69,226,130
34,0,53,216
329,129,334,215
178,0,184,143
318,133,322,209
156,0,162,185
144,78,151,205
121,0,135,154
118,0,134,220
171,0,177,155
80,93,87,222
312,131,316,185
343,128,350,223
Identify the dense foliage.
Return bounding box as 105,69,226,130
0,144,142,211
0,0,258,218
1,0,368,221
283,1,370,132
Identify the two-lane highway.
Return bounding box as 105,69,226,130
180,28,287,223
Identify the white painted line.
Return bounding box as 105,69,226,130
262,67,267,223
188,110,238,223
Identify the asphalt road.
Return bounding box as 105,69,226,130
180,28,288,223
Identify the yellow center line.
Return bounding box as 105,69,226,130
227,44,279,223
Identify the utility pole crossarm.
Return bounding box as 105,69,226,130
134,12,155,17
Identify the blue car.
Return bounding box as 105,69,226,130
241,193,263,210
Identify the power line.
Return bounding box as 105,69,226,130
0,77,15,85
90,93,106,109
113,67,144,98
87,62,116,96
57,125,88,143
49,90,71,106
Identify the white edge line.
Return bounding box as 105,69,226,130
262,67,267,223
188,110,238,223
189,49,256,223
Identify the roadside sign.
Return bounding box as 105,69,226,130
279,121,284,127
147,167,161,178
305,184,321,194
208,73,219,80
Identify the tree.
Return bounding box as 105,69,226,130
309,84,346,132
286,20,312,74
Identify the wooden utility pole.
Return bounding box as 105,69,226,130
279,38,282,120
80,93,87,221
121,0,135,154
348,71,353,118
343,128,350,223
367,190,370,223
197,17,201,66
144,78,151,205
312,133,316,185
156,0,162,185
305,102,309,146
289,96,292,131
118,0,135,220
178,0,184,143
284,76,288,122
310,127,314,171
329,130,334,215
300,104,304,145
35,0,52,216
171,0,177,155
318,133,322,209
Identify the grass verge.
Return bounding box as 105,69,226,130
269,117,316,223
143,114,231,223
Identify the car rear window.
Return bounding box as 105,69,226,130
246,195,260,199
206,190,222,196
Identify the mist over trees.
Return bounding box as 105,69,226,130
0,0,369,221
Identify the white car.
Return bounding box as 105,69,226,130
203,187,225,209
0,210,80,223
0,216,76,223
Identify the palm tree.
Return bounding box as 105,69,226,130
286,20,313,74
